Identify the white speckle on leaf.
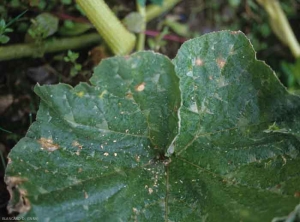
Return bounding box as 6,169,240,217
186,71,193,77
104,152,109,156
114,153,117,156
151,74,160,84
135,155,140,162
188,102,198,113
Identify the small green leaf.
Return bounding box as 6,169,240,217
74,63,82,71
0,19,5,29
4,28,13,33
27,13,59,39
0,35,10,44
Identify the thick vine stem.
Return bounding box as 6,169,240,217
0,33,101,61
257,0,300,58
76,0,136,55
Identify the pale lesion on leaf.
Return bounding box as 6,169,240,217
5,176,31,214
73,140,83,156
38,137,59,152
135,82,146,92
216,57,226,69
72,141,83,148
194,58,204,66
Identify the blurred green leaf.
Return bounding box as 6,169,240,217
27,13,59,40
0,35,9,44
61,0,72,5
281,58,300,90
123,12,144,33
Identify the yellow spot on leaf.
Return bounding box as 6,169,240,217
38,138,59,152
99,90,107,99
135,82,145,92
76,91,84,98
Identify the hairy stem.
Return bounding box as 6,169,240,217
76,0,136,55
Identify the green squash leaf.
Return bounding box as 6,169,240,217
170,31,300,221
5,51,180,221
5,31,300,221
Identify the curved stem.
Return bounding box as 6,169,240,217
257,0,300,58
76,0,136,55
0,33,101,61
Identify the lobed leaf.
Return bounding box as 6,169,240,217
5,31,300,222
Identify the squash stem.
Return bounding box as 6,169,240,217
0,33,101,61
76,0,136,55
257,0,300,58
